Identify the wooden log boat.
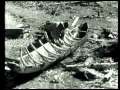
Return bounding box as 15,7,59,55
5,18,88,74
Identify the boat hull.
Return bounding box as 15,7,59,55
5,31,88,74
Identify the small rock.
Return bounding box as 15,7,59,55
5,66,11,71
112,32,117,35
111,32,118,39
108,34,114,39
91,33,98,39
108,31,118,39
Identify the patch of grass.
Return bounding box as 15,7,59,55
5,38,34,59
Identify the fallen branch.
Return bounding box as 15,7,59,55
90,62,118,70
48,1,86,5
88,38,117,43
79,68,105,79
67,66,114,81
65,62,118,69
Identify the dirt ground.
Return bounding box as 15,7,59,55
5,1,118,89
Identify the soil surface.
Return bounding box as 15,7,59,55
5,1,118,89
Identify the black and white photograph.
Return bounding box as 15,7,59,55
5,1,118,89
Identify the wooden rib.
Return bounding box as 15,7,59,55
24,46,39,66
30,42,55,62
63,38,72,47
44,31,51,42
60,39,71,48
48,42,61,54
65,32,80,42
50,40,71,57
38,40,60,58
21,46,34,65
65,33,73,41
38,39,45,45
20,47,27,72
44,32,63,55
7,61,20,67
30,43,44,64
63,33,75,46
44,31,70,53
68,31,81,40
51,43,68,51
51,43,63,54
21,49,32,66
64,35,73,46
50,43,68,55
36,51,55,62
45,43,61,56
38,40,56,60
30,42,50,64
38,40,56,55
20,47,26,66
26,46,46,65
39,40,59,58
64,35,80,46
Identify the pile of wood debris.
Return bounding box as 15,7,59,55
60,18,118,86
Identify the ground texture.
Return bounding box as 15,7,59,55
5,1,118,89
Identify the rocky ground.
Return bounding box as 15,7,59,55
5,1,118,89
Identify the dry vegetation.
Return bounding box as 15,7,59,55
5,1,118,89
